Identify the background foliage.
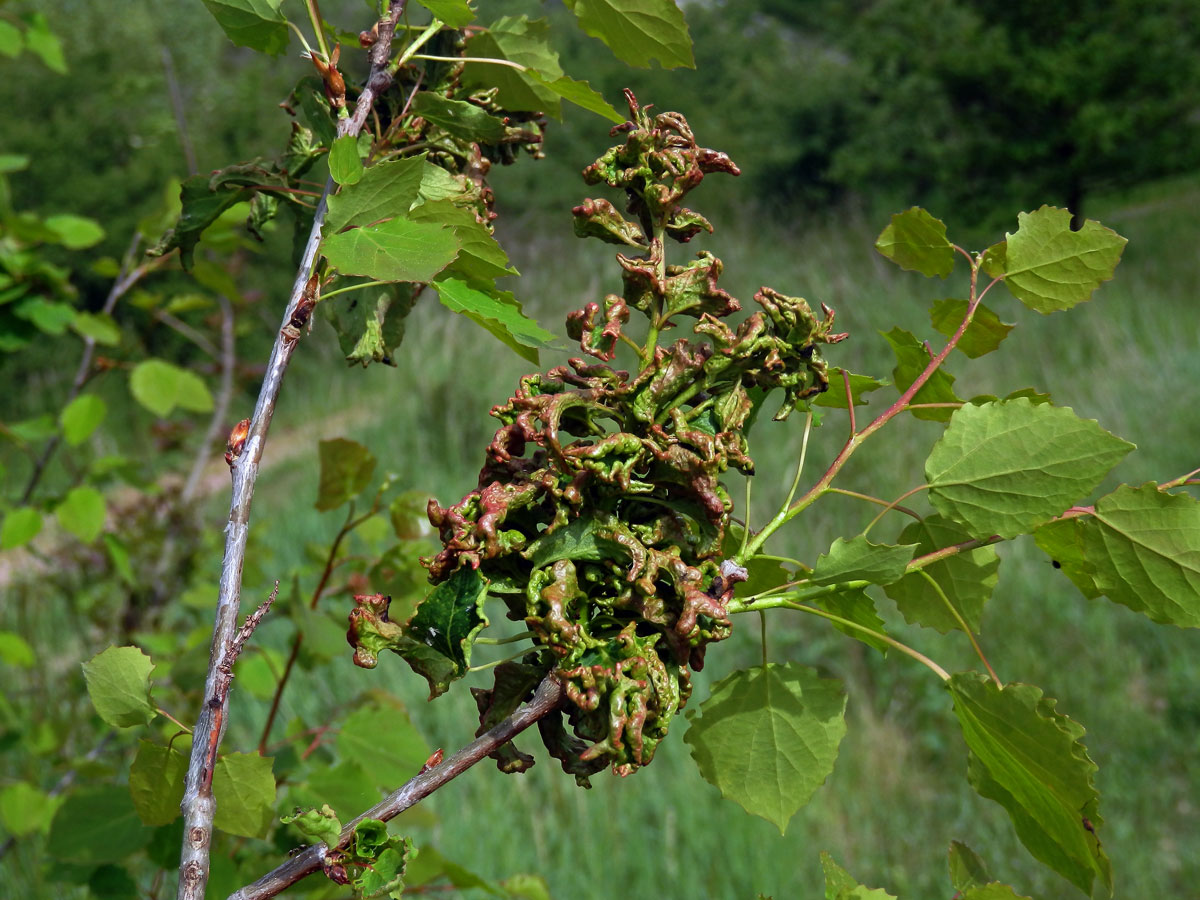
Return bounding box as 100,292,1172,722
2,1,1199,898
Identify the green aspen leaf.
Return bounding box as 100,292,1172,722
980,241,1007,279
810,536,916,586
563,0,694,69
56,485,106,543
82,645,156,727
47,785,152,863
926,399,1134,539
129,741,187,826
406,564,489,682
415,0,475,27
820,851,897,899
410,93,508,143
201,0,289,56
501,873,552,900
882,326,961,421
321,283,416,367
405,846,498,892
148,174,256,269
948,840,991,892
44,214,105,249
884,516,1000,634
433,276,556,365
325,154,426,234
322,217,460,283
527,513,620,568
22,12,66,73
684,663,847,834
129,359,214,417
1079,484,1200,626
338,698,430,788
1001,206,1127,313
1033,516,1101,599
0,630,35,667
947,674,1112,896
70,311,121,345
813,369,888,408
0,20,22,57
16,297,75,335
817,589,890,655
1,506,43,549
353,842,412,899
328,135,364,186
961,884,1033,900
60,394,107,446
0,781,55,836
874,207,955,278
526,72,625,123
315,438,376,511
409,200,516,281
8,413,57,442
930,299,1014,359
462,17,563,114
212,752,276,838
281,805,341,847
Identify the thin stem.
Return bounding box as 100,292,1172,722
413,53,526,70
742,411,813,561
177,8,409,899
304,0,331,62
825,487,923,520
1161,466,1200,490
906,536,1000,572
157,708,194,734
320,279,392,301
862,484,929,537
759,611,768,669
841,367,856,435
474,631,535,646
391,18,442,73
468,648,533,672
742,596,950,681
228,678,566,900
915,569,1000,685
784,411,814,511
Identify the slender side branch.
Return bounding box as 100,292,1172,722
20,239,169,504
177,8,409,898
228,677,566,900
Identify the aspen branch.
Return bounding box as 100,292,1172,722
176,5,409,898
227,676,566,900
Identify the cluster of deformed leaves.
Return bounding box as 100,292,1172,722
350,93,846,779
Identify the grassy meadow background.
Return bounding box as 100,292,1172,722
2,1,1199,898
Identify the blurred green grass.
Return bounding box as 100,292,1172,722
214,178,1200,898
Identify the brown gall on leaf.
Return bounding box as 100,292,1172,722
405,98,846,778
224,418,251,468
346,593,403,669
